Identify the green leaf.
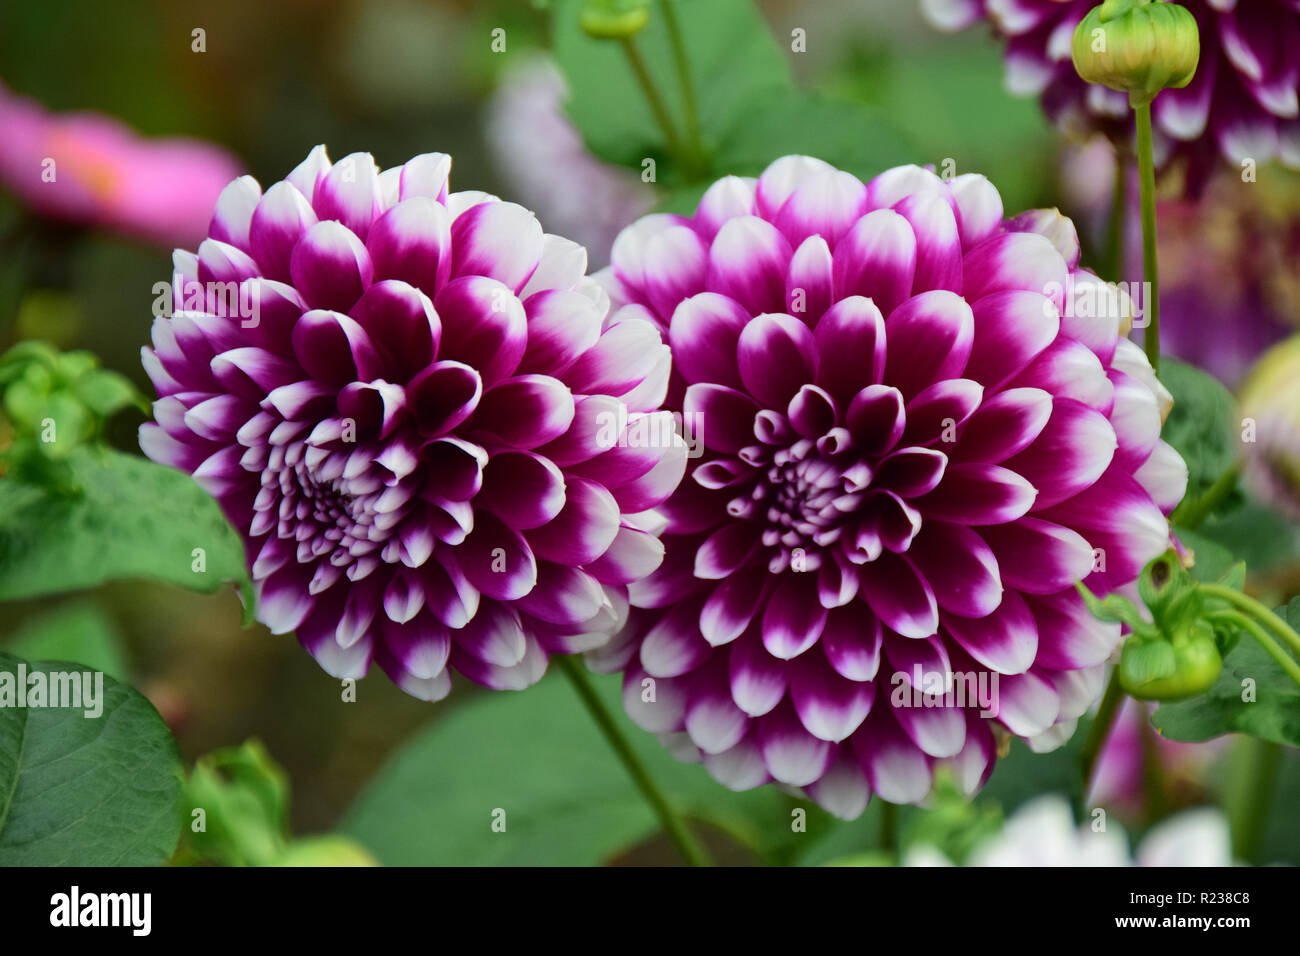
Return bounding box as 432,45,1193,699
1152,598,1300,747
0,445,252,610
710,86,915,183
554,0,789,181
1161,357,1240,518
341,669,793,865
5,600,130,681
0,651,184,865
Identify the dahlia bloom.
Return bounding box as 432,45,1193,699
592,156,1186,818
140,146,681,699
923,0,1300,189
905,795,1233,866
0,82,241,248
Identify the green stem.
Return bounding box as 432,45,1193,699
1079,670,1125,803
619,36,687,173
1224,735,1282,864
657,0,704,176
1172,460,1241,530
1201,584,1300,662
1137,703,1169,824
1211,607,1300,690
1135,101,1160,373
554,655,712,866
879,799,898,862
1105,152,1127,282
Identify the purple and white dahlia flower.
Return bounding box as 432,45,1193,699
923,0,1300,188
592,156,1187,818
140,146,681,699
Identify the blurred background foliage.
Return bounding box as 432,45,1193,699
1,0,1295,864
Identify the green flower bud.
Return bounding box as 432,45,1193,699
579,0,649,40
1120,624,1222,700
1072,0,1200,107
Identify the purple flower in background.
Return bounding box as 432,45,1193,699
485,56,656,268
1059,137,1300,388
923,0,1300,190
1088,699,1225,816
140,146,681,699
0,82,241,248
591,156,1186,818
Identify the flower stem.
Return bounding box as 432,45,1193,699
1106,151,1128,282
1201,584,1300,663
1135,101,1160,373
554,654,712,866
1172,460,1241,530
1224,735,1282,864
1079,670,1125,803
619,36,688,173
1211,607,1300,690
657,0,705,177
879,799,898,861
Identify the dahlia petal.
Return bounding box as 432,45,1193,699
564,315,668,396
699,566,770,646
248,181,317,282
914,462,1037,525
948,173,1003,249
1009,336,1115,412
757,703,834,786
762,572,829,660
821,603,883,681
980,517,1095,594
668,292,749,390
786,234,835,324
684,383,760,455
857,551,939,639
729,634,789,717
407,360,482,437
706,215,793,316
473,374,576,449
901,378,983,447
258,564,315,634
477,450,566,530
790,658,875,742
965,289,1061,388
737,312,819,409
854,707,933,805
805,749,871,820
452,632,548,691
909,521,1002,618
950,386,1053,464
1134,439,1189,513
526,478,621,566
209,175,262,252
519,289,603,377
434,276,527,387
993,671,1060,738
882,290,974,398
685,679,751,755
944,588,1038,676
623,665,688,733
397,151,452,203
460,510,539,601
814,296,887,404
521,234,587,299
639,598,711,678
289,220,373,312
962,231,1068,312
585,525,665,586
894,189,963,293
893,696,967,759
1004,398,1117,509
846,384,906,455
694,175,757,238
515,563,605,627
449,199,544,294
641,224,708,319
367,196,452,298
695,521,761,580
381,611,452,681
1029,589,1121,669
832,209,918,317
312,151,383,241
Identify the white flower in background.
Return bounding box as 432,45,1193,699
906,795,1233,866
485,56,655,268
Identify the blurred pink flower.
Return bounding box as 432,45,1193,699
0,83,242,248
1089,698,1225,816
